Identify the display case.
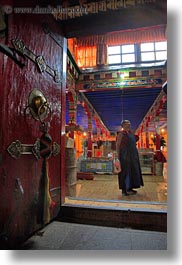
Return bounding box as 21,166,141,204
80,158,113,174
138,148,155,175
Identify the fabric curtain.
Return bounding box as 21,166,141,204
74,24,167,68
106,25,167,45
96,42,108,66
76,46,96,68
76,25,167,46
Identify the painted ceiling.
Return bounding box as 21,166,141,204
66,86,166,134
64,0,167,135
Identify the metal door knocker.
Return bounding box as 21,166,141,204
25,89,51,122
7,89,60,160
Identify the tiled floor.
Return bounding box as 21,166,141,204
65,163,167,211
20,221,167,250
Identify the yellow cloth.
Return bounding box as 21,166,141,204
42,159,52,224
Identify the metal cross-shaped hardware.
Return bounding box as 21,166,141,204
7,139,60,160
0,43,26,68
42,23,64,49
11,38,62,83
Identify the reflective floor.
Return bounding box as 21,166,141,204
65,163,167,211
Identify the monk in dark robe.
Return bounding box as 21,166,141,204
116,120,144,196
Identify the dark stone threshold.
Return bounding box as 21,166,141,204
57,205,167,232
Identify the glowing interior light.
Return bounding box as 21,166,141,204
120,72,125,78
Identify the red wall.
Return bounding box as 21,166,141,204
0,9,66,248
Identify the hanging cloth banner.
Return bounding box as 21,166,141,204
37,158,52,224
37,128,57,225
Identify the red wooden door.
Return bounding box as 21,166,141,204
0,12,66,248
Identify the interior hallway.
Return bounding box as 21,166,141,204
65,163,167,211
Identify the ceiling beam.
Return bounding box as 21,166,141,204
80,92,110,134
55,1,167,38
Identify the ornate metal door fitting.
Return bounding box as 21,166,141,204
25,89,51,122
7,139,60,160
11,38,62,83
42,23,63,48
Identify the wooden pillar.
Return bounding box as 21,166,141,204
155,108,161,151
87,115,92,158
137,131,141,148
140,126,144,148
97,127,101,140
67,91,77,125
82,102,93,158
67,91,77,139
145,122,149,148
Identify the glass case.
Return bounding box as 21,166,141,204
138,148,155,175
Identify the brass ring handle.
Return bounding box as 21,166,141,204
25,89,52,122
37,102,52,123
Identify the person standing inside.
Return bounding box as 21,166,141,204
116,120,144,196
